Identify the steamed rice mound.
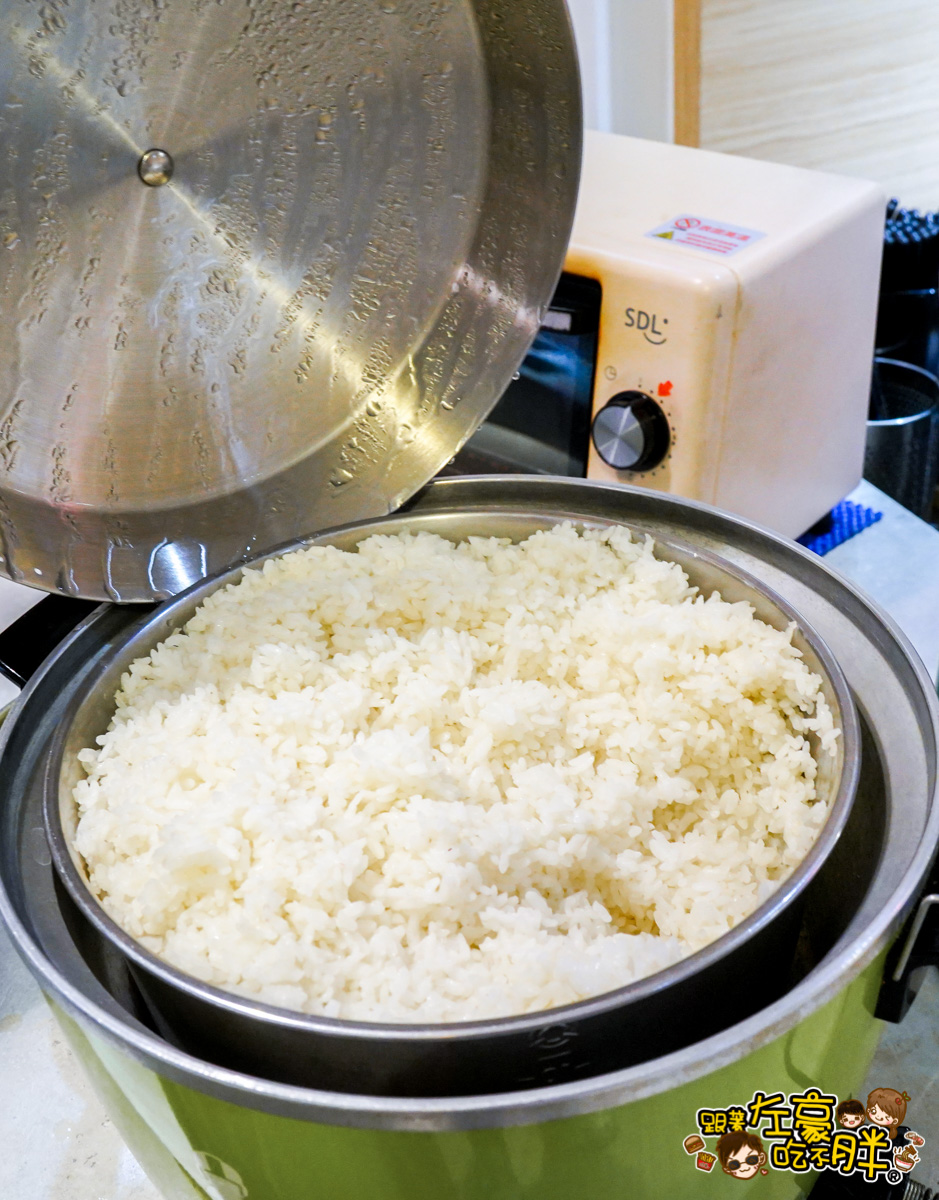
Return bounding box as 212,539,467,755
73,524,837,1022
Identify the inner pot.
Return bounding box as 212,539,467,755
43,479,858,1098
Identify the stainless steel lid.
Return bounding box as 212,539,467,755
0,0,581,601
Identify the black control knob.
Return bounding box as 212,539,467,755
590,391,671,472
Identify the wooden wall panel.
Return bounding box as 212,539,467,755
674,0,702,146
698,0,939,209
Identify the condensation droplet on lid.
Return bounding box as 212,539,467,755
33,567,42,576
3,232,19,250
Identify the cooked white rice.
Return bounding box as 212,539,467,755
73,524,837,1023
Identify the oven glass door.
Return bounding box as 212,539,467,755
442,272,601,477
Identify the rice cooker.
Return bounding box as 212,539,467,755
3,475,939,1200
1,3,938,1200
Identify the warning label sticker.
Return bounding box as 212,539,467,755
645,215,766,257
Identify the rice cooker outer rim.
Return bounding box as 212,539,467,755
1,475,936,1130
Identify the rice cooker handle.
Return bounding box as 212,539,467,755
0,595,100,688
875,852,939,1022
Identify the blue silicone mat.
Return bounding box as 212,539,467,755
797,499,882,556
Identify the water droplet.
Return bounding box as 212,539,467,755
3,232,19,249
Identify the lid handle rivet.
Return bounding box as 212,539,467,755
138,148,174,187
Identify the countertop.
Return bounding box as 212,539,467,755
2,478,939,1199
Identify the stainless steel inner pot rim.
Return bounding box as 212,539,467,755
45,500,859,1041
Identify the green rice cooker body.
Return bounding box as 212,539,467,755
51,965,884,1200
2,477,938,1199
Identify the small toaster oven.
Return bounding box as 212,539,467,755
449,131,886,538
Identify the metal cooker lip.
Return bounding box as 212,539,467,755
41,507,859,1058
2,475,938,1130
